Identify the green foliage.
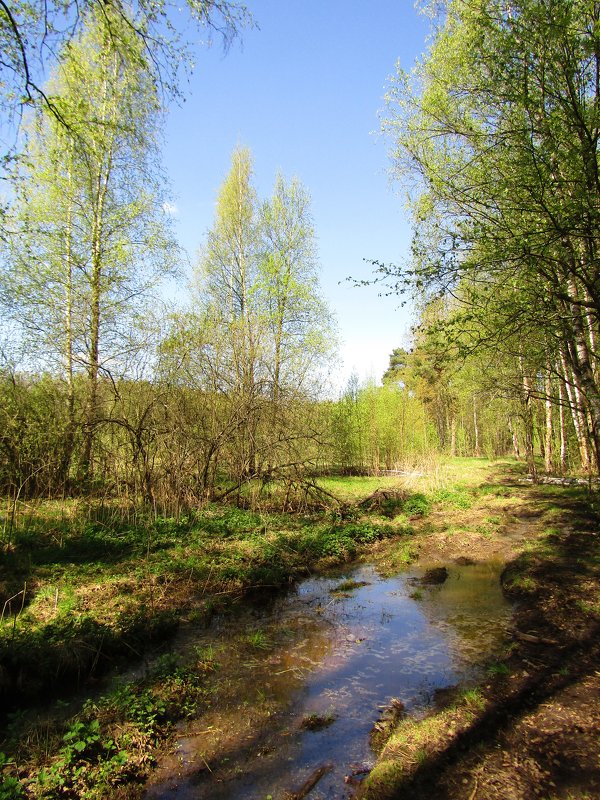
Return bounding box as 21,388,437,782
0,753,23,800
36,718,129,798
245,629,271,650
430,487,472,510
329,379,437,473
382,0,600,474
486,662,510,677
392,543,419,566
402,493,431,516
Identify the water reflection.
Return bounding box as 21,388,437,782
146,560,512,800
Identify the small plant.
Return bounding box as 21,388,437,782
147,651,180,679
431,487,472,510
194,644,219,671
486,661,510,677
484,515,502,525
0,753,23,800
403,493,431,516
300,711,336,731
394,543,418,566
245,629,270,650
0,777,24,800
461,688,485,710
507,574,538,592
36,718,129,797
474,523,494,538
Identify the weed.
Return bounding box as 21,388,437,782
403,494,431,516
245,629,270,650
576,599,600,615
300,711,336,731
461,688,485,710
194,644,219,671
486,662,510,677
484,515,502,526
147,651,180,679
0,752,23,800
36,718,129,798
431,487,472,510
543,526,562,537
507,574,538,593
393,543,418,566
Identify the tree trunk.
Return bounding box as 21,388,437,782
449,412,457,457
59,149,77,492
521,368,537,482
508,415,520,459
557,378,568,473
473,397,481,457
560,347,590,471
544,369,554,474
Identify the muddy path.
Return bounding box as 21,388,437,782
142,476,544,799
359,480,600,800
144,560,514,800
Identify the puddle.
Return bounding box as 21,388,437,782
145,560,512,799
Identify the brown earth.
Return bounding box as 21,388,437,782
360,477,600,800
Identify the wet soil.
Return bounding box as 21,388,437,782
361,481,600,800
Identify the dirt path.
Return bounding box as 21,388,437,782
360,477,600,800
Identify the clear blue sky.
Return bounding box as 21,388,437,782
163,0,431,392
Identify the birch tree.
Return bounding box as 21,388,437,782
382,0,600,472
187,149,336,489
5,9,178,483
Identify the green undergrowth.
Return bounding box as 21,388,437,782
0,496,421,708
0,459,524,710
0,648,219,799
361,686,491,799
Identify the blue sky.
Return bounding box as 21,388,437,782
163,0,431,392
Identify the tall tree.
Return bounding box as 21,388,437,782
5,9,179,482
259,174,335,404
382,0,600,472
187,149,336,487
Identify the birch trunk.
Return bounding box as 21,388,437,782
544,369,554,474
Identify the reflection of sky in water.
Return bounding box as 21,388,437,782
151,562,512,800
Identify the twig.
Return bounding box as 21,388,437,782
468,776,479,800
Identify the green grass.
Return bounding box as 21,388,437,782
0,493,412,709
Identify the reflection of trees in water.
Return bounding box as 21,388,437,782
415,562,512,667
150,564,513,800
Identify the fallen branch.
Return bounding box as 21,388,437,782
284,763,333,800
513,630,559,646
